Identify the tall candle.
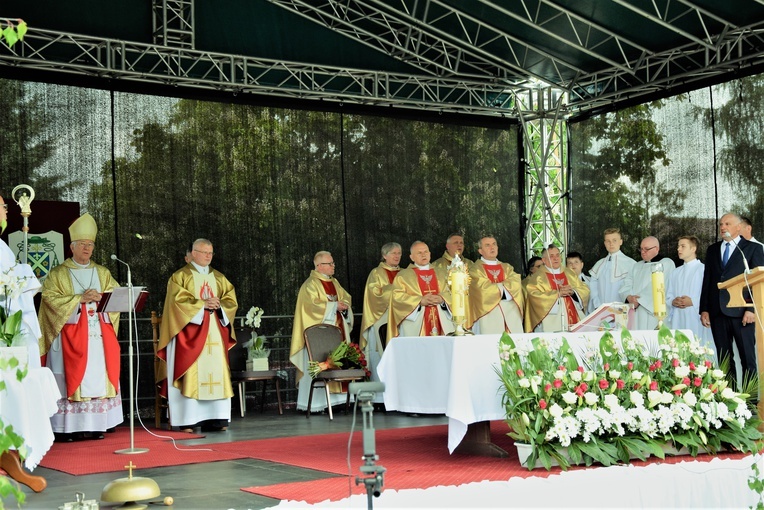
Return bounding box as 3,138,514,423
450,271,466,317
651,265,666,317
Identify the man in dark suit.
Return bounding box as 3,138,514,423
700,213,764,386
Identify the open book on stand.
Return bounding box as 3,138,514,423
569,302,630,332
96,286,149,313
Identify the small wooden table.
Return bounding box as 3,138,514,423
229,370,283,417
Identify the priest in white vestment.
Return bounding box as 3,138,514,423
666,235,715,357
620,236,676,330
588,228,636,310
157,238,238,432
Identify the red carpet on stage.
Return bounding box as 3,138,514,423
39,427,247,475
225,421,747,504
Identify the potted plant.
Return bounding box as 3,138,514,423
242,306,270,371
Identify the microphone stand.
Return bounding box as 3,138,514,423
112,255,148,455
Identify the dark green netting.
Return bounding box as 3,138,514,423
0,77,520,410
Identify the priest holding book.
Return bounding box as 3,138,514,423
39,213,123,441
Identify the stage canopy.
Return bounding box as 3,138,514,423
2,1,764,120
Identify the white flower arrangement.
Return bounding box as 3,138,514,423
498,327,761,470
241,306,269,360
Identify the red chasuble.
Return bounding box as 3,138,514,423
545,271,580,327
414,268,444,336
61,304,121,398
320,279,348,338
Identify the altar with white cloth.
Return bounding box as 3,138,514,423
377,330,676,455
0,349,61,491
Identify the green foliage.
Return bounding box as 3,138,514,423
1,20,26,48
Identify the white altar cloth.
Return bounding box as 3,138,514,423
0,366,61,470
377,330,676,454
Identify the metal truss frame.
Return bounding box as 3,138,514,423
152,0,195,49
0,24,550,118
267,0,764,114
517,89,568,258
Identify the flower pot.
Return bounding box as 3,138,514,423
246,358,269,371
515,441,691,469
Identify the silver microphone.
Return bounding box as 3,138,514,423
722,232,751,274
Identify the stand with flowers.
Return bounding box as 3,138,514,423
241,306,270,371
498,327,761,470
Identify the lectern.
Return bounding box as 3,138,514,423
718,266,764,420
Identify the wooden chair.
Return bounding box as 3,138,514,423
303,324,366,420
151,311,170,429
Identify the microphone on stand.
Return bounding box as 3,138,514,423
722,232,751,274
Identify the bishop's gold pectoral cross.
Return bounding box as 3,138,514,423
200,373,222,396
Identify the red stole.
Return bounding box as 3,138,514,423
483,264,505,283
60,304,121,398
384,268,399,284
320,279,347,337
545,271,580,326
414,268,444,336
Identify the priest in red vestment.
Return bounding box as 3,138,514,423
525,245,590,332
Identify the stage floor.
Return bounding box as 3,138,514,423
19,407,447,510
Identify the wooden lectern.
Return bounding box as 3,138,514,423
718,266,764,420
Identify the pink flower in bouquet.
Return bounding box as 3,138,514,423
539,399,547,410
598,379,609,390
649,381,658,391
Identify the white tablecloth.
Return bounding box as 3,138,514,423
377,330,676,453
0,366,61,470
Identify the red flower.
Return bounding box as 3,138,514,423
654,360,663,369
360,359,367,367
553,379,563,389
672,358,680,368
544,383,552,393
649,381,658,391
682,377,690,386
627,362,634,370
689,362,696,371
516,369,524,377
693,377,702,387
616,379,625,390
577,366,584,373
604,363,610,371
598,379,609,390
575,383,588,396
634,383,641,390
558,365,567,372
705,360,712,369
539,399,547,410
674,390,682,396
